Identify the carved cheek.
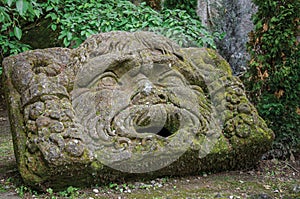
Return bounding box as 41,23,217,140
167,86,197,102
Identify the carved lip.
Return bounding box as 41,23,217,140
133,105,180,137
110,103,198,139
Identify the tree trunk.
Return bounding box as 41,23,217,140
197,0,256,75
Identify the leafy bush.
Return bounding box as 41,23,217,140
0,0,42,56
0,0,219,75
243,0,300,157
43,0,218,48
0,0,43,75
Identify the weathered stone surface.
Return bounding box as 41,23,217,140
2,31,273,189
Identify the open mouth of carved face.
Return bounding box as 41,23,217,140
111,103,184,139
91,100,202,173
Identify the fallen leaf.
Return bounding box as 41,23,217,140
262,70,269,79
263,23,268,32
275,89,284,99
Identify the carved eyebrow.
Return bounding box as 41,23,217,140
76,56,111,88
101,59,138,79
76,54,136,88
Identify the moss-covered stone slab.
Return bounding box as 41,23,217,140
2,31,274,190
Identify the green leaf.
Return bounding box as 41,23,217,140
46,6,53,12
51,24,57,31
66,32,72,40
16,0,29,16
63,37,70,47
46,13,57,20
33,9,41,18
7,0,13,7
270,17,279,23
14,26,22,40
85,29,95,38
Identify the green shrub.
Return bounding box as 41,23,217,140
0,0,221,105
1,0,219,75
243,0,300,157
0,0,42,55
43,0,218,48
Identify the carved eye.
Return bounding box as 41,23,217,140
101,76,118,86
94,72,118,88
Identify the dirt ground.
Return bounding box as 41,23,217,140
0,80,299,199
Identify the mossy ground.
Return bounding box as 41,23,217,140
0,84,299,199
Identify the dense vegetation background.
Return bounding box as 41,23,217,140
0,0,299,158
243,0,300,158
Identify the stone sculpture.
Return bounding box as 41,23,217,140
2,31,273,189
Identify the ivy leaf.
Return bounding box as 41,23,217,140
14,26,22,40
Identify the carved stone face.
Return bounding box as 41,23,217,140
72,44,211,172
3,31,274,188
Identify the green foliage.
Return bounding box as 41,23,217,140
15,185,38,197
15,186,79,198
163,0,198,19
244,0,300,156
0,0,42,52
0,0,41,74
43,0,217,48
58,186,79,198
1,0,218,75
